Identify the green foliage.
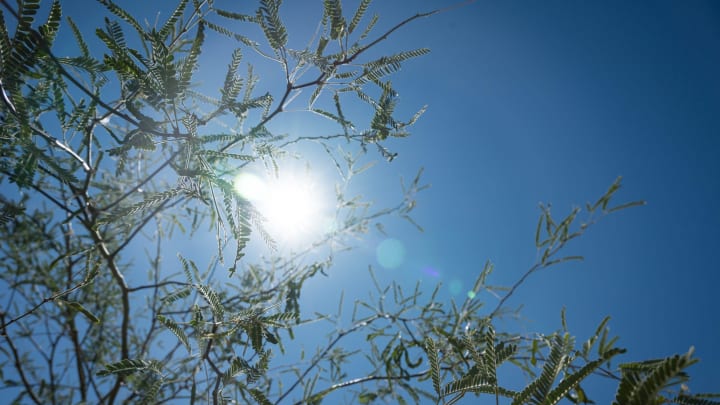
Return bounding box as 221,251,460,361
157,314,191,353
612,348,718,405
98,359,160,377
257,0,287,50
0,1,712,404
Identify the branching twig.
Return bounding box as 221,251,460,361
275,315,382,405
0,273,95,330
0,313,43,405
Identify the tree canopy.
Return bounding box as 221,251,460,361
0,0,717,404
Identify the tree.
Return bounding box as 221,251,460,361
0,0,716,404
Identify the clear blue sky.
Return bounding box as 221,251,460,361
363,0,720,401
5,0,719,403
239,0,720,401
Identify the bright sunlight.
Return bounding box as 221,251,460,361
233,168,330,246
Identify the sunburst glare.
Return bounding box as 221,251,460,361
233,168,329,248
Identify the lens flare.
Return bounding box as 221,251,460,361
448,279,463,296
376,238,406,269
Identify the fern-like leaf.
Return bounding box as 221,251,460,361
257,0,287,50
0,202,24,225
98,0,146,40
178,22,204,95
348,0,371,34
214,8,257,23
496,343,518,366
249,388,273,405
356,48,430,85
311,108,352,129
139,376,164,405
221,48,243,104
177,253,198,285
580,316,612,358
200,150,255,162
39,0,62,45
614,348,699,405
97,359,154,376
261,312,298,327
358,13,378,41
424,337,441,396
224,353,268,385
197,283,224,322
224,356,251,382
159,0,188,39
102,16,126,50
161,286,191,305
17,0,40,37
542,347,625,405
0,9,12,70
5,0,43,81
104,186,185,221
482,325,497,384
66,16,89,57
443,375,491,397
157,315,191,353
674,393,720,405
323,0,345,40
512,334,573,405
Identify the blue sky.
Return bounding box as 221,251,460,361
3,0,719,403
365,0,720,401
233,0,720,401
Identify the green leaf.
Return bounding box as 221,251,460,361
159,0,188,39
348,0,371,34
614,348,699,405
197,283,224,322
157,315,191,353
542,348,625,405
200,149,254,162
513,334,573,405
5,0,43,80
608,200,646,213
424,337,441,396
98,0,146,41
0,202,24,225
98,359,153,377
220,48,243,104
104,186,185,221
139,376,164,405
544,255,584,267
257,0,287,49
356,48,430,85
39,1,62,45
582,316,611,358
66,17,89,57
214,8,257,23
443,375,491,397
359,13,378,41
482,325,498,383
178,22,204,95
161,286,191,305
62,300,100,323
674,393,720,405
531,339,539,366
324,0,345,40
249,388,272,405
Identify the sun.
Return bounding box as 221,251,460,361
233,168,329,246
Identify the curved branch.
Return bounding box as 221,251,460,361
0,313,43,405
275,315,381,405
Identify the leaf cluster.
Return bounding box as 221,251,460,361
0,1,714,405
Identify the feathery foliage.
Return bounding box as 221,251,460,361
0,1,711,404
